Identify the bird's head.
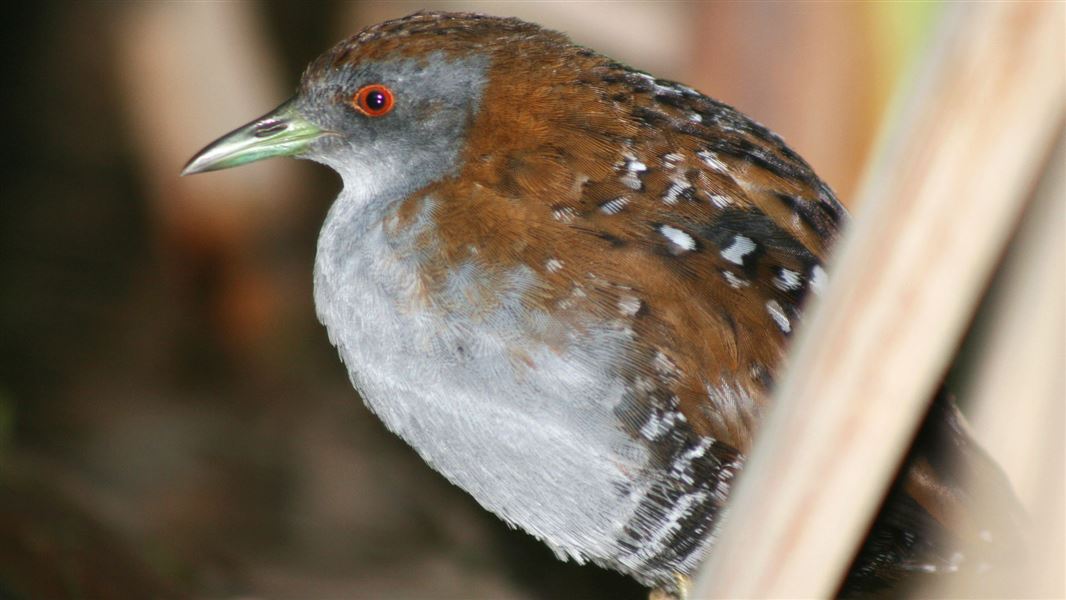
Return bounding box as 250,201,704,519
182,12,580,202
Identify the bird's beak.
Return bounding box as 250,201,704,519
182,99,327,175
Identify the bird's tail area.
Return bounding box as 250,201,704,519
840,389,1029,598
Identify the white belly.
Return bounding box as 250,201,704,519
313,193,650,564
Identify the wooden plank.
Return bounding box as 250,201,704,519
941,133,1064,599
691,2,1064,597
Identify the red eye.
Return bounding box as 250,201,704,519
352,84,394,117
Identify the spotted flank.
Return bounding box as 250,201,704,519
615,432,742,582
639,407,684,441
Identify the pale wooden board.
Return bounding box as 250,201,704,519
691,2,1065,597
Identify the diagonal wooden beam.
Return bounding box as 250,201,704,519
691,2,1064,597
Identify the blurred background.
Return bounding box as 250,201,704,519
0,2,967,598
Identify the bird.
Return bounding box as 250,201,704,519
184,11,1025,598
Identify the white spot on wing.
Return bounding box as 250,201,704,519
810,265,828,294
654,83,679,96
689,113,703,123
662,172,690,205
722,271,749,289
552,206,576,223
766,300,791,333
662,183,686,205
709,194,731,208
721,235,755,265
618,155,647,190
545,258,563,273
636,72,681,98
653,352,679,377
660,225,697,252
774,268,802,291
697,150,728,173
620,173,642,190
618,295,643,317
600,197,629,215
662,152,684,166
705,382,759,446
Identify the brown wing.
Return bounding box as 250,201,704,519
549,62,845,452
412,49,845,453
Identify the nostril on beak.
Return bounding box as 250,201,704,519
254,120,289,138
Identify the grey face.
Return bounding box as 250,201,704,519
183,50,490,199
296,52,491,195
